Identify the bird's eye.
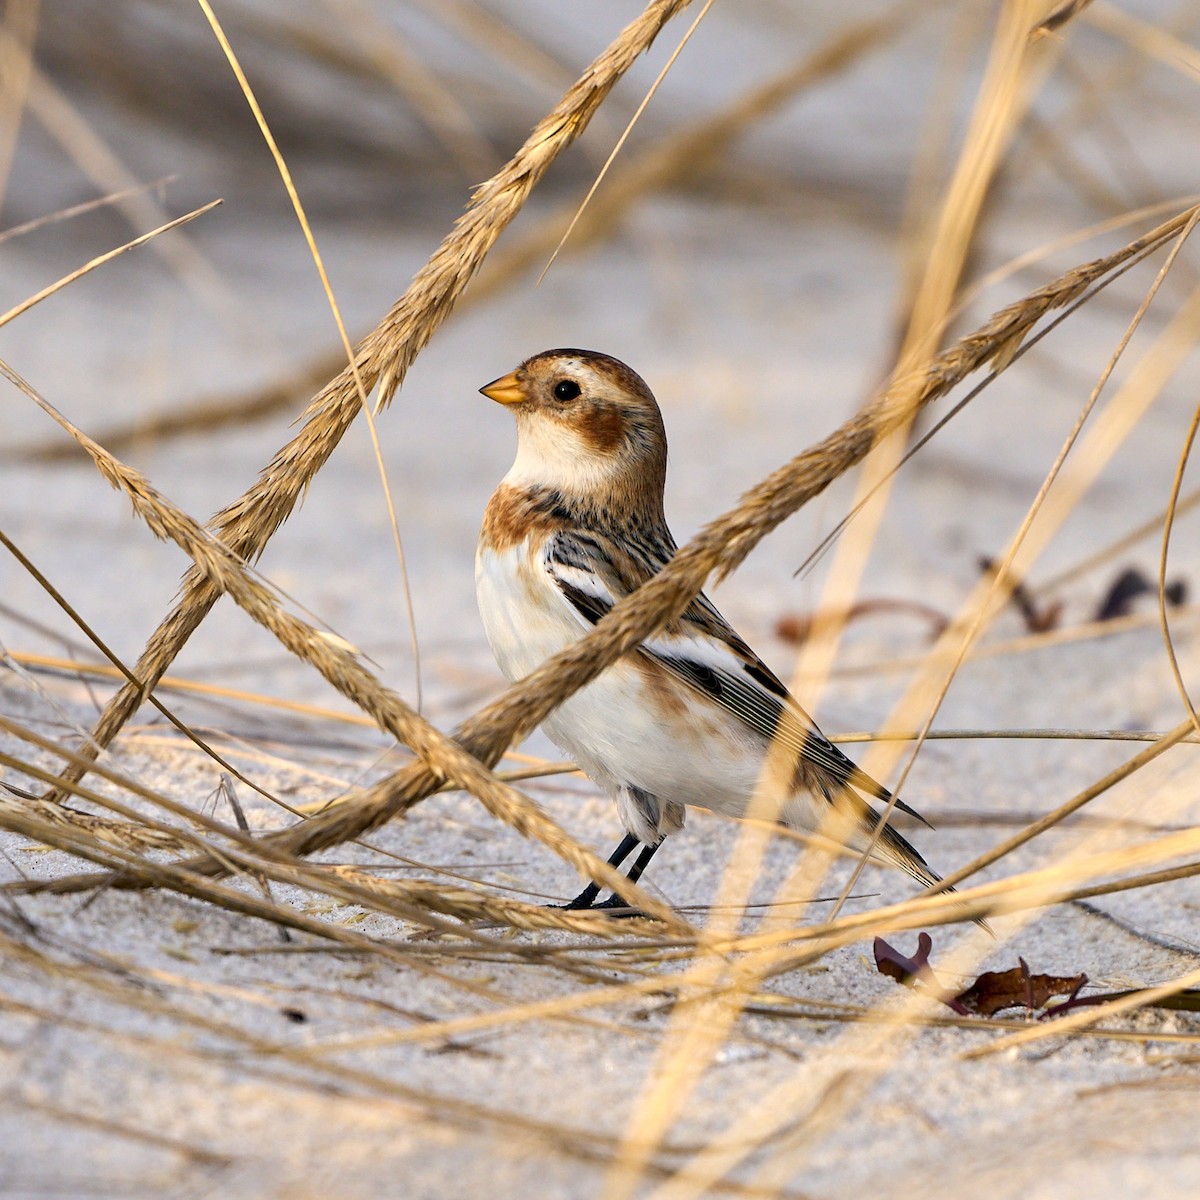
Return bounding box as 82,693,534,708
553,379,581,402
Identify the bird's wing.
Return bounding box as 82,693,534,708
544,529,929,827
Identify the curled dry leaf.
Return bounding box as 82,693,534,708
873,933,969,1016
874,934,1086,1018
957,958,1087,1018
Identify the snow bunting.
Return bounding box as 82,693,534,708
476,348,948,912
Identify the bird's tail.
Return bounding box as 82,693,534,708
869,813,991,933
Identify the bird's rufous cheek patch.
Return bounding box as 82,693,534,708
574,404,625,455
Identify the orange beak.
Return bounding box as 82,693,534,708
479,371,525,406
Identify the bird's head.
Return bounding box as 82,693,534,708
480,348,668,513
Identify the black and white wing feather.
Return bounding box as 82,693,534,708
544,529,931,828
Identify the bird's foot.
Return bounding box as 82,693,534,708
550,890,645,918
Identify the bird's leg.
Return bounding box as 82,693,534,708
559,832,645,911
588,840,663,914
567,839,663,916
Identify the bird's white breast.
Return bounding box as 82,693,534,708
475,540,766,818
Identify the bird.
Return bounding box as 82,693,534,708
475,348,950,914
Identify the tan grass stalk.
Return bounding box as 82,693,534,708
0,201,221,328
479,2,917,305
832,208,1200,912
639,741,1200,1193
0,715,629,942
798,0,1054,706
0,176,178,246
537,0,718,283
0,937,669,1167
824,604,1200,682
195,0,425,709
1157,395,1200,736
0,525,296,812
613,209,1200,1198
27,203,1190,910
43,0,695,801
0,790,184,853
13,202,1195,969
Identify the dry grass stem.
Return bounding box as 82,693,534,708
0,200,221,329
196,0,424,709
538,0,717,284
836,206,1200,911
1158,394,1200,737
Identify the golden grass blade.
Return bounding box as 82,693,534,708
832,206,1200,917
0,526,303,814
606,125,1181,1200
0,711,632,941
0,936,697,1180
193,0,425,713
19,201,1195,945
0,174,181,245
7,4,913,466
1157,394,1200,735
44,0,696,802
794,0,1054,705
5,649,577,778
823,604,1200,682
191,204,1200,875
940,718,1194,891
1033,485,1200,595
18,57,272,350
537,0,716,284
0,201,221,329
830,726,1200,746
953,195,1200,321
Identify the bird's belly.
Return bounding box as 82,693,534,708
476,546,764,816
